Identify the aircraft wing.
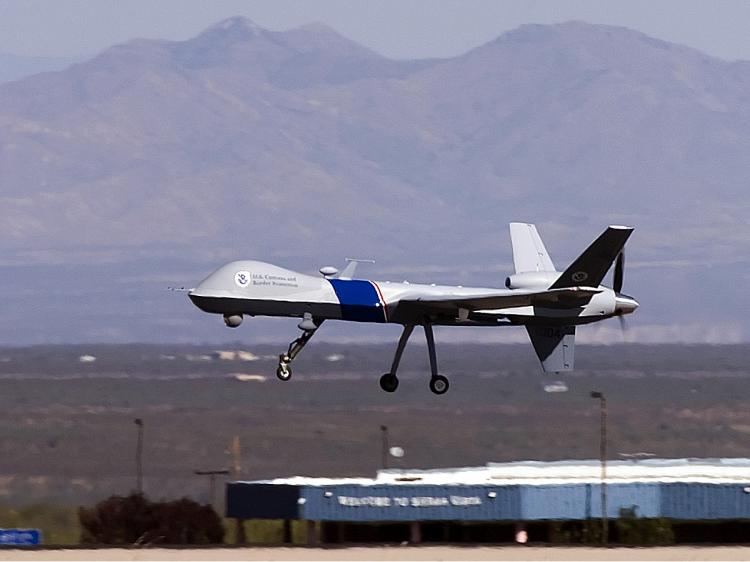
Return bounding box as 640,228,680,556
399,287,600,313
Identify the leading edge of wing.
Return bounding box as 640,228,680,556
399,287,601,312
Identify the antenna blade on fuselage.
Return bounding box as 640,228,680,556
338,258,375,280
338,261,358,280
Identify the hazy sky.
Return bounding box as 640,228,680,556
2,0,750,61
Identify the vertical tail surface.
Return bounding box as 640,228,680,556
509,223,556,273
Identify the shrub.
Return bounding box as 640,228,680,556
615,507,674,545
78,493,224,545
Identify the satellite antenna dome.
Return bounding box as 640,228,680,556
319,266,338,278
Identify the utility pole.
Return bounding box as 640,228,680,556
590,391,607,545
228,436,245,545
134,418,144,495
194,470,230,509
380,425,389,469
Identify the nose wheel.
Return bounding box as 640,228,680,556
275,316,323,381
276,355,292,381
379,373,399,392
429,375,449,395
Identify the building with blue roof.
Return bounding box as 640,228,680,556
226,458,750,544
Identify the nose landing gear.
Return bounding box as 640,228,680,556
276,314,323,381
276,360,292,381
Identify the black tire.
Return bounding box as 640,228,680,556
276,364,292,381
379,373,399,393
429,375,449,395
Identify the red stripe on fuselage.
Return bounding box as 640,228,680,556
371,281,389,322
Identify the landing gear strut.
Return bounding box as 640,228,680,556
276,314,323,381
380,323,450,394
423,323,449,395
379,325,414,392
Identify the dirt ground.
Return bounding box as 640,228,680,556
2,546,750,561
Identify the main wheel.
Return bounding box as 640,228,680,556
276,362,292,381
429,375,449,395
379,373,399,393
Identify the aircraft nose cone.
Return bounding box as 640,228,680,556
615,294,639,315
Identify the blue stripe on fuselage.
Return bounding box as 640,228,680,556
328,279,386,323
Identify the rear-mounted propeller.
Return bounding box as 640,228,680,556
612,250,638,335
618,313,628,334
613,251,624,294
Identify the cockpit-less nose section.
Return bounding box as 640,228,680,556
189,223,638,394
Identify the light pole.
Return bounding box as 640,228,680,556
380,425,389,469
194,469,230,509
134,418,144,495
590,391,607,545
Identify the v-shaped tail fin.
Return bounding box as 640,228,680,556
526,325,575,372
549,226,633,289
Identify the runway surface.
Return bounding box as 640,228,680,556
2,547,750,561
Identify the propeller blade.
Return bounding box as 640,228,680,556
613,252,624,293
618,314,627,333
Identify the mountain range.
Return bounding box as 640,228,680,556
0,52,85,84
0,17,747,344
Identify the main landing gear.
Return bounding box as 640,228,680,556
275,315,449,394
276,313,323,381
380,323,450,395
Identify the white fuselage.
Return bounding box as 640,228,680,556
189,260,623,327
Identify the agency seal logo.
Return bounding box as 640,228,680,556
234,271,250,287
571,271,588,283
